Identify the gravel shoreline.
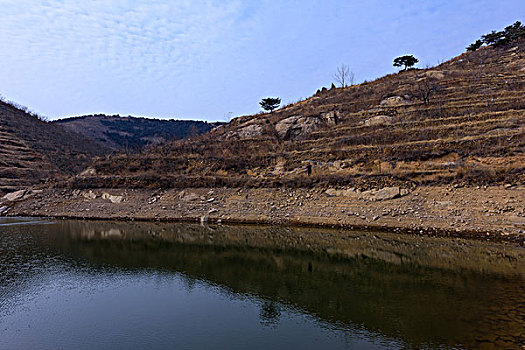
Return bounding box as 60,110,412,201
2,185,524,245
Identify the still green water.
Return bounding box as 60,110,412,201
0,218,523,349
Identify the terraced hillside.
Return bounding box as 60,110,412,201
69,40,525,190
0,101,107,194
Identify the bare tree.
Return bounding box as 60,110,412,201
334,64,354,88
413,78,441,105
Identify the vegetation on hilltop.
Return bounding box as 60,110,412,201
54,114,222,152
468,21,525,50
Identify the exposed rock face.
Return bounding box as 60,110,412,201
321,111,339,126
2,190,26,202
424,71,445,80
234,124,265,139
380,96,407,106
81,190,97,200
276,115,318,139
363,115,393,126
80,167,97,176
274,111,340,140
275,116,316,139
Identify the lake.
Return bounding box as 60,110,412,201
0,218,524,349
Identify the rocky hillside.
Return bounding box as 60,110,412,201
54,114,222,152
0,101,107,194
73,38,525,191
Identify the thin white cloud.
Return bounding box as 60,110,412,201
0,0,523,120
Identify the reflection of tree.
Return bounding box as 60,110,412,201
259,301,281,327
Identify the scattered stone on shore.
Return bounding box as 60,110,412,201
4,186,525,244
2,190,26,202
102,193,124,203
359,187,409,201
325,188,358,197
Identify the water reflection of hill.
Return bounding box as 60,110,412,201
40,221,525,349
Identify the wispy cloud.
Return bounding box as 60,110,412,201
0,0,523,120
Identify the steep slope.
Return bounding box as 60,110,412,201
77,39,525,190
0,101,108,194
54,115,222,151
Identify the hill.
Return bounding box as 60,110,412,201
0,101,107,194
54,115,222,152
76,39,525,190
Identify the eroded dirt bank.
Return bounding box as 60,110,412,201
2,185,524,245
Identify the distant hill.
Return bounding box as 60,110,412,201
0,103,221,195
0,101,107,194
54,114,222,152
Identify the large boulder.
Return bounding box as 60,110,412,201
235,124,265,139
2,190,26,202
363,115,393,126
80,167,97,176
102,193,124,203
380,96,407,106
178,190,200,202
320,111,339,126
275,115,324,140
81,190,97,199
359,187,410,201
325,188,359,197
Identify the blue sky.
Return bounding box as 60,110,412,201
0,0,523,121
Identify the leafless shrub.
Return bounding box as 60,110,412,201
334,64,355,87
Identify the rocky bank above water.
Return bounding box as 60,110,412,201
2,185,524,245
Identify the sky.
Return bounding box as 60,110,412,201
0,1,523,121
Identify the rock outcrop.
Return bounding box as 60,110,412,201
235,124,265,139
275,111,339,140
380,96,408,106
2,190,26,202
363,115,393,126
